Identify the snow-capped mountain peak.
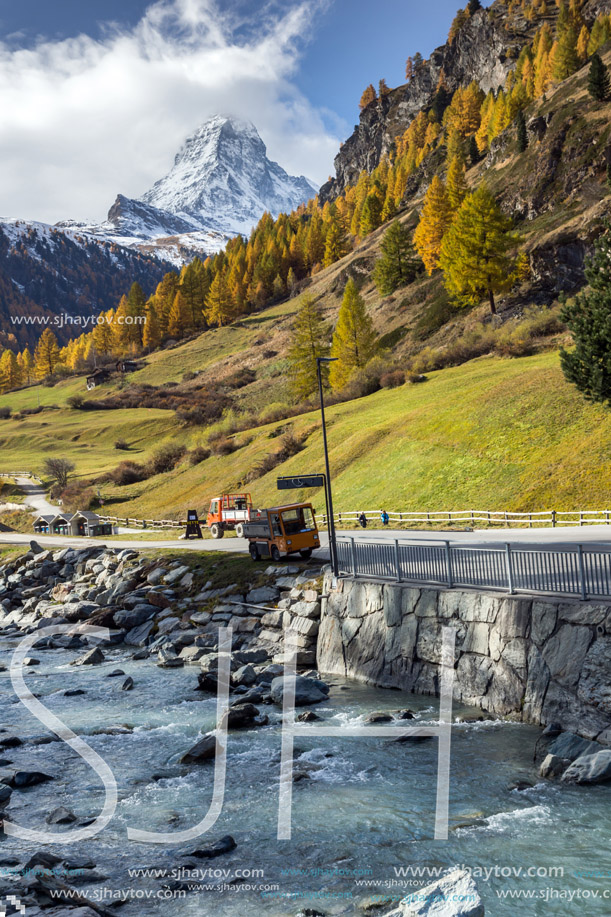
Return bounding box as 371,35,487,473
55,115,318,264
139,114,317,235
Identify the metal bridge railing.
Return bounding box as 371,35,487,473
337,537,611,600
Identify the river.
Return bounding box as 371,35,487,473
2,633,610,915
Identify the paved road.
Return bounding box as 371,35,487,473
2,524,611,557
12,476,142,535
14,475,58,517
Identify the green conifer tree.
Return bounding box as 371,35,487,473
288,295,331,399
560,223,611,403
373,221,421,295
329,279,378,390
516,110,529,152
588,52,611,101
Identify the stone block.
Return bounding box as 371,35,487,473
542,624,593,689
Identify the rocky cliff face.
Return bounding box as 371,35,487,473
320,0,611,203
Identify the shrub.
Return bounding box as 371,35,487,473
60,482,97,513
147,444,187,475
406,372,428,384
224,367,256,389
67,395,84,410
209,435,238,456
110,461,148,486
380,370,406,389
245,430,305,482
339,356,389,400
189,446,211,465
0,406,10,419
276,430,305,460
114,439,130,451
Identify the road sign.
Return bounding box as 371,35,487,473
277,474,325,490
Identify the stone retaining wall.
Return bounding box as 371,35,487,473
318,574,611,746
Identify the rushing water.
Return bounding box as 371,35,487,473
2,634,610,916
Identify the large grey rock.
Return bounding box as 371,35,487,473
539,754,572,779
124,620,154,646
231,664,257,687
270,675,327,707
561,750,611,785
163,565,190,585
157,646,184,668
382,867,484,916
113,605,155,629
548,732,601,762
180,733,216,764
542,625,593,689
530,602,558,646
578,638,611,715
72,647,104,666
246,586,280,605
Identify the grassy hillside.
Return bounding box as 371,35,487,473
1,51,611,524
3,349,611,521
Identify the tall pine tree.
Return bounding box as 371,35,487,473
439,186,519,314
288,295,331,399
560,222,611,403
413,176,453,275
34,329,60,378
373,221,420,295
516,110,528,152
329,279,378,390
588,52,611,101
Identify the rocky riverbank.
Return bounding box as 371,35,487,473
2,543,610,914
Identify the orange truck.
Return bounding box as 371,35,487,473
206,493,253,539
243,503,320,562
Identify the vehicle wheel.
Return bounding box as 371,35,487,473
299,548,312,559
235,523,244,538
271,545,281,562
249,542,260,561
210,524,224,539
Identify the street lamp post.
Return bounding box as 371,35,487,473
317,357,339,577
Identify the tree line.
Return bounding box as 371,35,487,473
1,0,609,395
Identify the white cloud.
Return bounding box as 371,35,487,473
0,0,343,223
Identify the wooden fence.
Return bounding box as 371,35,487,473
321,509,611,529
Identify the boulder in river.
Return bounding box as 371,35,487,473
72,647,104,666
46,806,77,825
270,676,328,707
122,677,134,691
231,664,257,687
157,646,184,668
365,711,393,724
561,750,611,785
180,733,216,764
382,867,484,916
539,754,572,779
0,769,54,789
222,703,262,729
185,834,237,859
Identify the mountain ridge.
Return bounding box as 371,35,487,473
58,115,317,262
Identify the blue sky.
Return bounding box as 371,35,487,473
0,0,491,222
1,0,490,125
